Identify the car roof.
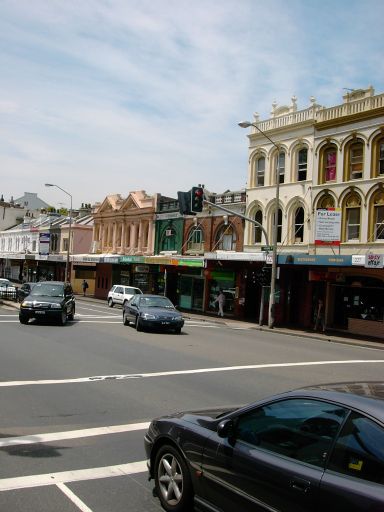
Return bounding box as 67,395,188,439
113,285,141,289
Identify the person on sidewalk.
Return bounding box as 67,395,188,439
82,279,89,296
214,289,226,317
314,298,325,332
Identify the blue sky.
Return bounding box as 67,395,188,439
0,0,383,209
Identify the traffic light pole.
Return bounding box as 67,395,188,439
203,198,270,326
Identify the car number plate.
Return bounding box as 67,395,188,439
161,321,170,325
35,311,45,315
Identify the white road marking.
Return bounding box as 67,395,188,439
56,483,94,512
0,422,150,448
0,360,383,387
0,461,148,491
75,315,121,318
0,320,19,323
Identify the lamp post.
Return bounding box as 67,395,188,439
45,183,73,282
238,121,280,329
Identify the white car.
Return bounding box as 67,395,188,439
0,278,17,299
107,285,142,307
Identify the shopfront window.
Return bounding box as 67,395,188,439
208,272,236,315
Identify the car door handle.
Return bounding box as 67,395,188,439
289,479,311,493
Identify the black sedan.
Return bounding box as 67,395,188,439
144,382,384,512
19,281,75,325
123,294,184,333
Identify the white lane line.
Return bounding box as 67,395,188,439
0,422,150,448
76,306,119,316
0,360,383,387
57,483,94,512
0,320,19,323
75,315,121,318
0,461,147,491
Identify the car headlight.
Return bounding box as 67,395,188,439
172,316,182,321
142,313,156,319
21,301,34,307
50,303,62,309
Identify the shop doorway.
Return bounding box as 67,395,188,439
178,276,204,311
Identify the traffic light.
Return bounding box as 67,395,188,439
261,265,272,286
191,186,204,212
177,191,192,215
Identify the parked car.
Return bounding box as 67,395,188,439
17,282,35,302
145,381,384,512
123,294,184,333
107,285,142,307
0,278,17,299
19,281,75,325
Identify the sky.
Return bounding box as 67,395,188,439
1,0,383,210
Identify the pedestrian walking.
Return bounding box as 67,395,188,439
314,298,325,332
214,289,226,317
82,279,89,296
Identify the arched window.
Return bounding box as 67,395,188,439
186,227,204,253
161,228,176,251
254,210,263,243
371,134,384,178
343,192,361,242
271,208,283,243
321,145,337,183
278,152,285,184
256,157,265,186
348,140,364,180
297,148,308,181
369,190,384,241
215,224,237,251
317,194,335,209
294,207,304,243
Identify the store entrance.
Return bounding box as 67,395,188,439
179,276,204,311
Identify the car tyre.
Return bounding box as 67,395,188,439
174,327,182,334
108,298,114,308
154,444,193,512
68,306,75,321
60,311,67,326
135,316,142,332
19,314,28,324
123,312,130,326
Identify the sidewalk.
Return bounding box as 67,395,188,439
2,294,383,351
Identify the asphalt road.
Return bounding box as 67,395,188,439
1,299,384,512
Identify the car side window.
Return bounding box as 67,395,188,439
327,412,384,484
130,297,138,306
115,286,123,294
236,399,348,468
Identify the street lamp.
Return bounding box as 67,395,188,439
45,183,73,282
238,120,280,329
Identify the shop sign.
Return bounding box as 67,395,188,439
177,258,204,267
352,255,366,266
315,208,341,246
120,256,145,264
279,255,352,266
210,271,235,280
365,253,384,269
102,256,119,264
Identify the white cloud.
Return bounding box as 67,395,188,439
0,0,383,206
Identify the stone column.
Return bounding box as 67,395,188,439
112,222,117,253
147,220,153,253
120,221,126,254
138,220,143,253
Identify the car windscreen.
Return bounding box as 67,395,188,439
29,283,64,297
139,297,174,308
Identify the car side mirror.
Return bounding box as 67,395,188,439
217,419,234,438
